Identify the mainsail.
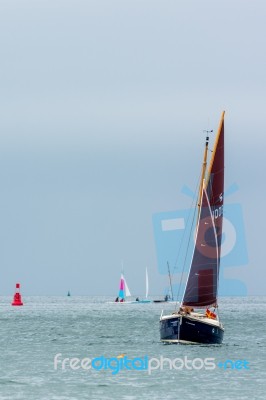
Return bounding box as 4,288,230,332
182,187,218,307
124,277,131,297
145,267,149,299
182,112,224,308
206,111,225,263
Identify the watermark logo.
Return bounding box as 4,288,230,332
152,183,248,296
54,353,148,375
217,360,249,370
54,354,250,375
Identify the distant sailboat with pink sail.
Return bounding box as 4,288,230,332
115,273,131,303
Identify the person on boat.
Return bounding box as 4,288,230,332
164,294,169,302
136,297,139,301
120,298,125,302
115,297,119,302
182,306,194,314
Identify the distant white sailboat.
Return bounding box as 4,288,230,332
153,262,175,303
133,267,151,304
145,267,149,300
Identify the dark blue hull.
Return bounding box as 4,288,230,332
160,314,224,344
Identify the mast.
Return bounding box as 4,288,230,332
198,130,212,211
167,261,174,301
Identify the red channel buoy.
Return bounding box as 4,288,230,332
11,283,24,306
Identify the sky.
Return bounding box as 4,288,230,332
0,0,265,296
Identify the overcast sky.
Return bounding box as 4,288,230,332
0,0,265,296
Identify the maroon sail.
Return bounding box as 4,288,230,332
182,187,218,307
206,111,224,262
182,112,224,308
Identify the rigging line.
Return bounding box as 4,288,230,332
175,194,198,310
172,176,200,274
172,171,201,305
172,130,214,304
171,170,202,280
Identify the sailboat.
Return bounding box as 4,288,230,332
153,262,175,303
114,273,131,303
160,111,225,344
132,267,151,303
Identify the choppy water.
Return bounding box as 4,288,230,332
0,296,265,400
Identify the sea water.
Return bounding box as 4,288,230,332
0,296,265,400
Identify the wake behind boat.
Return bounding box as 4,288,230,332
160,112,225,344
